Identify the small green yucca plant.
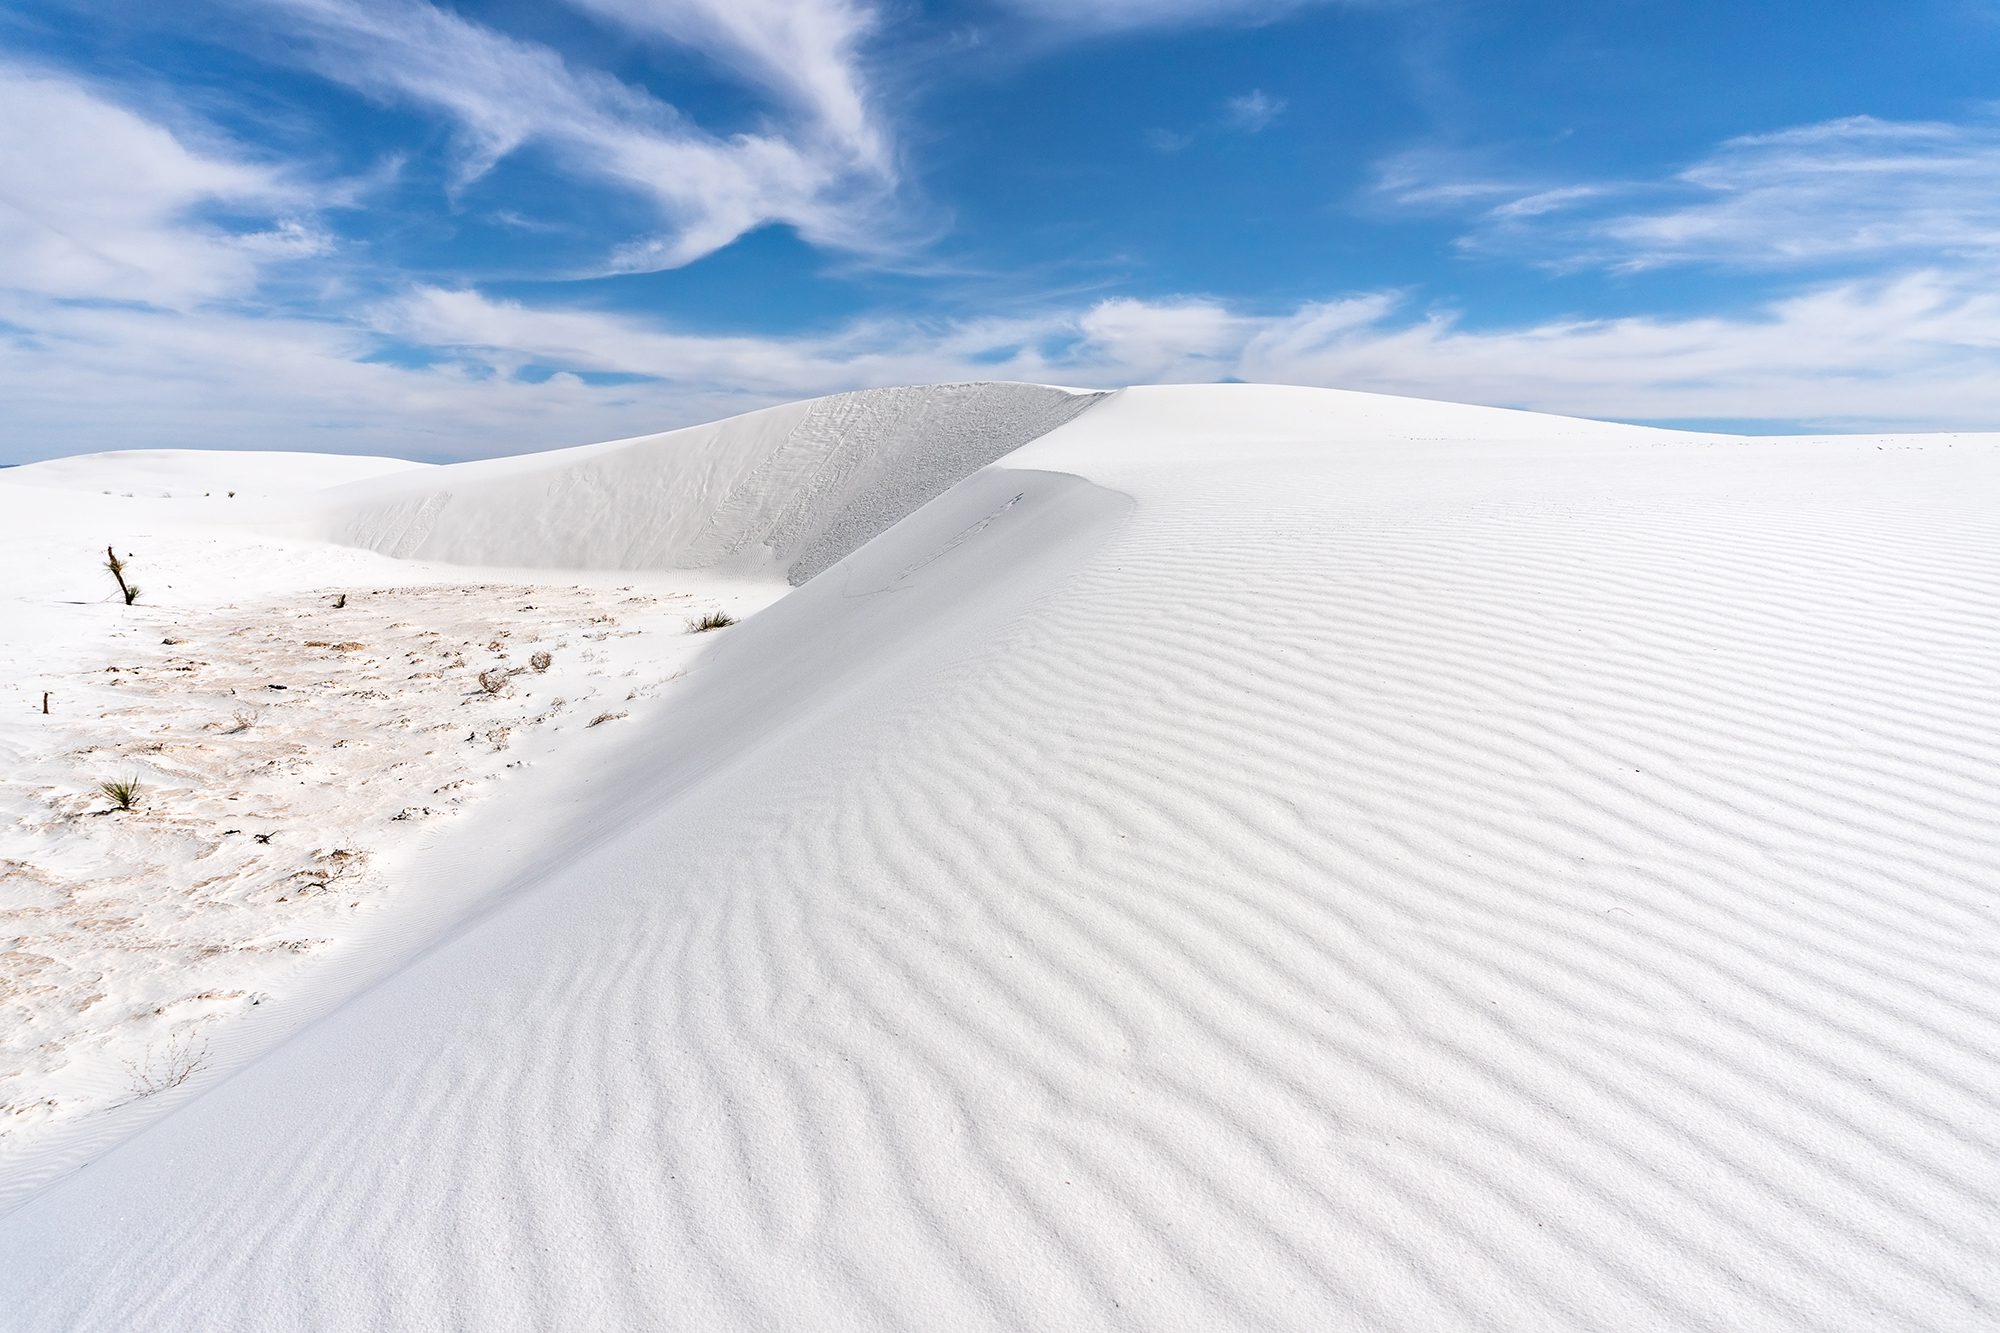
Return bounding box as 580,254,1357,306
99,776,143,811
104,546,139,605
687,610,736,633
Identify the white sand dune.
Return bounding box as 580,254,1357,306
0,451,784,1196
293,381,1103,582
2,384,1998,1330
3,449,427,499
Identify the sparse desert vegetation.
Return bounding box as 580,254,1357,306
0,575,724,1149
123,1031,210,1100
97,776,142,811
102,545,138,606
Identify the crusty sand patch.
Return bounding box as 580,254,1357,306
0,580,702,1138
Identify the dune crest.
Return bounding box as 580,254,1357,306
298,381,1106,583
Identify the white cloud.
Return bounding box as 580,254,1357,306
5,61,1997,465
378,285,1078,392
0,294,690,461
381,266,2000,432
1147,88,1288,154
1222,90,1285,133
996,0,1332,36
384,286,869,391
0,64,313,308
9,265,2000,466
1368,145,1586,216
1486,185,1604,221
303,263,2000,434
256,0,904,270
1382,115,2000,272
561,0,887,169
1230,270,2000,425
1591,117,2000,269
1072,297,1249,375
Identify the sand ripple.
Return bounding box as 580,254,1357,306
4,395,1997,1330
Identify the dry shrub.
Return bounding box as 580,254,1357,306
125,1030,209,1097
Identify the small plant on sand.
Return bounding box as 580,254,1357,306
98,776,143,811
687,610,736,633
529,650,552,673
477,667,510,695
103,545,139,606
125,1030,210,1099
224,709,257,734
332,593,348,609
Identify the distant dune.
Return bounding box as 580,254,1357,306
291,382,1104,582
2,384,1996,1331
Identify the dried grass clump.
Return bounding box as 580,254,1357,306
125,1030,209,1098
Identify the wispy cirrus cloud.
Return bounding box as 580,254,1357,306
561,0,888,169
251,0,907,271
1221,89,1286,133
1378,114,2000,272
1367,146,1517,210
1585,117,2000,269
1149,88,1288,153
996,0,1342,36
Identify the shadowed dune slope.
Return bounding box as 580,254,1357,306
289,381,1105,583
4,385,1997,1331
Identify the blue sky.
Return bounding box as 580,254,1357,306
3,0,1999,460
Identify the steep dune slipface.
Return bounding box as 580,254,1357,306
5,385,1998,1331
295,381,1106,582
